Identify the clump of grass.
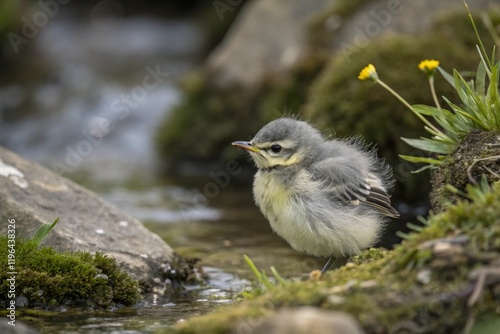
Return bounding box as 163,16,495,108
358,2,500,172
242,255,286,296
30,217,59,246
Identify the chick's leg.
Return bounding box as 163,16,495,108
320,255,349,274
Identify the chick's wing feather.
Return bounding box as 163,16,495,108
309,157,370,202
309,157,399,218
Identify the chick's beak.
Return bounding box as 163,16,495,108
231,141,260,153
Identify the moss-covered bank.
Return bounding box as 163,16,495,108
430,130,500,212
0,237,141,309
163,181,500,334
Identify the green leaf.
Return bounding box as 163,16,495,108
270,266,287,286
422,125,444,138
411,104,442,116
437,66,456,88
401,137,455,154
411,165,437,173
396,231,413,240
454,70,473,107
31,217,60,247
455,107,484,127
243,254,276,291
476,59,487,96
399,155,443,165
433,113,459,136
407,222,423,232
487,63,500,128
244,254,263,281
476,45,492,76
260,270,273,290
443,98,476,133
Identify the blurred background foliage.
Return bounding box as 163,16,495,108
155,4,500,202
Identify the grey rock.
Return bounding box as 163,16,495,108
206,0,496,89
0,318,38,334
0,146,173,288
233,306,365,334
207,0,332,88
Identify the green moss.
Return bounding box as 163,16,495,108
304,11,500,200
0,238,140,309
163,181,500,334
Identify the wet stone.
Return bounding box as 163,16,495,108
233,307,365,334
0,146,177,289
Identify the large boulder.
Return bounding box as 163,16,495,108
209,0,493,88
206,0,332,89
327,0,493,54
0,146,175,290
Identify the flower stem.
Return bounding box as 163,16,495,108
428,76,441,109
376,78,446,137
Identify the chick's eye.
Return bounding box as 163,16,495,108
270,144,282,153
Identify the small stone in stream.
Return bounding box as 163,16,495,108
233,307,365,334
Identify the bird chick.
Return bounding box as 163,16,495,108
232,118,399,274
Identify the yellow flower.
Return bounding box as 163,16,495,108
418,59,440,74
358,64,378,81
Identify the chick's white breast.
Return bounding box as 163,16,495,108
252,169,383,257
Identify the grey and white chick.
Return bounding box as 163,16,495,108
232,117,399,273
